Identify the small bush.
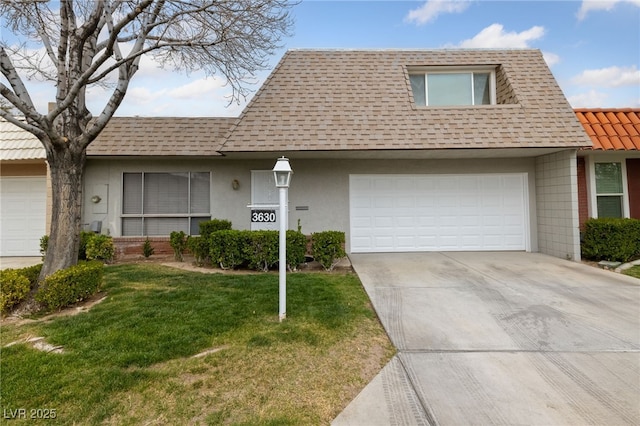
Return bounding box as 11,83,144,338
187,236,209,266
287,230,307,271
85,234,115,263
142,238,155,258
170,231,188,261
312,231,346,272
78,231,94,260
210,230,250,270
39,235,48,260
245,231,279,272
41,231,102,261
0,269,31,314
199,219,232,239
20,263,43,287
581,218,640,263
35,261,104,311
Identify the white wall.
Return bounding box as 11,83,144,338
84,157,539,253
534,150,581,261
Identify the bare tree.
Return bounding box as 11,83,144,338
1,0,293,292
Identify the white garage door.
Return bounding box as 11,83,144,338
350,174,529,253
0,177,47,256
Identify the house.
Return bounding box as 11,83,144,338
2,49,593,261
84,49,592,261
575,109,640,229
0,118,50,256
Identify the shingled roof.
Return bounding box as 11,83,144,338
575,108,640,151
221,49,592,153
88,117,235,156
0,118,45,161
1,117,234,159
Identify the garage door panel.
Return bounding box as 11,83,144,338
1,177,46,256
350,174,528,253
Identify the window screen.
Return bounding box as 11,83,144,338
122,172,211,236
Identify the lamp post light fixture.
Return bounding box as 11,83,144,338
273,157,293,322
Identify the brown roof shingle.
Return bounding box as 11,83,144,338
575,109,640,150
89,117,235,156
221,49,592,152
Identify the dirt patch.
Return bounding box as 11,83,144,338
1,292,107,327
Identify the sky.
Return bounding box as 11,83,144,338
3,0,640,117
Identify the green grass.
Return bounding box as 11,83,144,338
622,265,640,279
0,265,394,425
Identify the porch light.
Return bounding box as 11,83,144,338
273,157,293,188
272,156,293,322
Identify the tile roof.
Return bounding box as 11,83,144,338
0,118,46,161
575,109,640,151
221,49,592,153
89,117,235,156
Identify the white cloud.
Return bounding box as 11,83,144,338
567,89,610,107
167,78,227,99
405,0,472,25
457,24,545,48
571,65,640,87
577,0,640,20
543,51,561,67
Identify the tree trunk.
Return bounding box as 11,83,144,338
39,147,86,280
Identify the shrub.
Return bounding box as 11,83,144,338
142,238,155,258
581,218,640,262
187,236,209,266
245,231,279,272
85,234,115,263
20,264,43,287
210,230,250,270
286,230,307,271
0,269,31,314
312,231,346,272
40,231,99,261
39,235,48,260
78,231,95,260
169,231,188,261
199,219,232,239
35,261,104,311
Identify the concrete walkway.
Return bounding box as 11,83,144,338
0,257,41,270
333,252,640,425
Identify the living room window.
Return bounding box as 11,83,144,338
409,69,495,106
121,172,211,236
595,162,624,218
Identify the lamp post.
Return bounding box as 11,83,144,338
273,157,292,322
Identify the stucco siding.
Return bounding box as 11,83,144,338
84,157,539,254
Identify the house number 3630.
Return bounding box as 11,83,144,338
251,210,276,223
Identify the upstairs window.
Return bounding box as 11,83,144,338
409,69,495,106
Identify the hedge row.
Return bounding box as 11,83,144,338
182,220,345,272
581,218,640,263
1,262,104,314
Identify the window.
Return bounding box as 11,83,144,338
122,172,211,236
409,70,494,106
595,162,623,218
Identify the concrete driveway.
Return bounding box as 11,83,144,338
333,252,640,425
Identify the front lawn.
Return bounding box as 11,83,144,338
1,264,394,425
622,265,640,279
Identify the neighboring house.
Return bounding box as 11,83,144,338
575,109,640,229
0,118,50,256
2,49,593,261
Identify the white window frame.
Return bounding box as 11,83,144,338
586,156,630,219
121,171,212,236
408,66,497,106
